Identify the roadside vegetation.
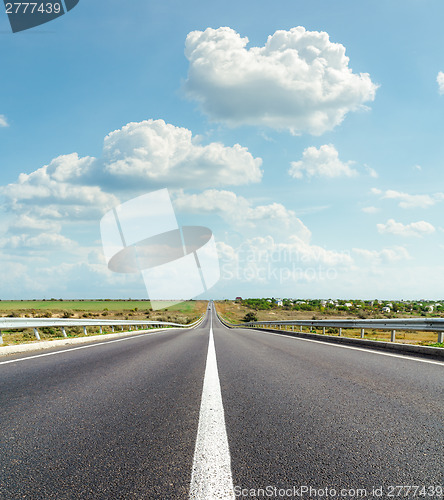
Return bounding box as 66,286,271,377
215,298,444,347
0,300,207,346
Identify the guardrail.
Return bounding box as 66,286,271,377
219,316,444,344
0,316,204,344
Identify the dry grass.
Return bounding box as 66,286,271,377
0,300,207,346
214,300,442,346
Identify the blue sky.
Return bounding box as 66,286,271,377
1,0,444,300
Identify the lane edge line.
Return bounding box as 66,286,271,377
216,319,444,367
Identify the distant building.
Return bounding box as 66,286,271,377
345,303,353,308
425,305,434,313
382,306,391,313
275,299,283,307
235,297,243,302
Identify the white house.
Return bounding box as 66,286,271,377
382,306,391,313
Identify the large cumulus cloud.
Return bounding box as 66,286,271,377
185,27,378,135
0,119,262,222
102,119,262,187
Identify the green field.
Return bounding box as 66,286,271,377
0,300,207,345
0,300,198,312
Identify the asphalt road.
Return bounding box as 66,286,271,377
0,304,443,499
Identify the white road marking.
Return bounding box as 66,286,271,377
232,324,444,367
0,329,179,366
189,313,235,500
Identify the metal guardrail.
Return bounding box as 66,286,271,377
220,316,444,344
0,316,204,343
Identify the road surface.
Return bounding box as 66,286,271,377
0,303,442,499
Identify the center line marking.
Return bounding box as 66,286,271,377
189,311,235,500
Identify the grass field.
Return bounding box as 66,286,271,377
0,300,207,346
2,298,442,348
0,300,197,312
214,300,443,347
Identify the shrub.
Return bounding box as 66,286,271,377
243,312,258,322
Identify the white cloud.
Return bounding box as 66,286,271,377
0,257,143,299
280,236,353,267
173,189,311,240
218,235,353,286
9,215,62,234
377,219,435,238
103,119,262,188
0,114,8,127
0,154,119,220
175,190,354,288
0,261,44,294
365,165,378,178
352,246,410,264
45,153,97,184
1,120,261,224
371,188,444,209
0,119,265,299
362,206,379,214
185,26,378,135
437,71,444,95
0,232,75,250
289,144,358,179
